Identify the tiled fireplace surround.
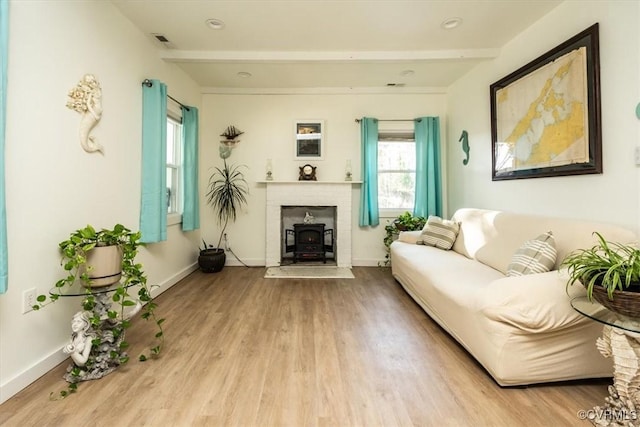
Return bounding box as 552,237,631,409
265,182,353,268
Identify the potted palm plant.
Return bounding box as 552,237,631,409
562,232,640,317
33,224,164,398
201,159,249,273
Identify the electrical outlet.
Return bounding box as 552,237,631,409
224,233,230,251
22,288,37,314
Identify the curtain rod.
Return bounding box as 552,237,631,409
354,118,420,123
142,79,190,111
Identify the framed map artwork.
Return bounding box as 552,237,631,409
490,23,601,180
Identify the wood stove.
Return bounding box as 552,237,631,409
285,223,334,263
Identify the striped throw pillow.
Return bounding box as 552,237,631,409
506,232,557,277
417,216,460,250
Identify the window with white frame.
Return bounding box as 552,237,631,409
166,105,183,216
377,131,416,212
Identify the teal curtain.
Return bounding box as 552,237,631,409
414,117,442,218
359,117,379,227
0,0,8,293
139,80,167,243
181,105,199,231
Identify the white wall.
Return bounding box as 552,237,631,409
0,1,201,403
446,1,640,232
200,92,446,266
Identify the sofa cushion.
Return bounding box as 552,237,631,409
417,216,460,250
396,230,421,244
391,241,505,317
479,270,592,332
452,208,638,275
506,232,557,277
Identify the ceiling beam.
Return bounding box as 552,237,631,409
159,49,500,63
200,86,448,95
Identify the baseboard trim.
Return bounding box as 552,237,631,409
223,256,386,268
151,262,199,298
224,256,265,267
0,348,67,404
352,258,386,267
0,262,199,405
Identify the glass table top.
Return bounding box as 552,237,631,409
571,296,640,334
49,280,135,297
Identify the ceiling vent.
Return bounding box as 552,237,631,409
386,83,406,87
151,33,175,49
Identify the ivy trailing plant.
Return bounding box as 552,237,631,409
33,224,164,399
379,211,426,267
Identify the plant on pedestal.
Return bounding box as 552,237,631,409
562,232,640,421
33,224,164,398
562,231,640,317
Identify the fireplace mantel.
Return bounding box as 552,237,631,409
264,182,356,268
258,180,362,184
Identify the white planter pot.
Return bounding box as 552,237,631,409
84,245,123,288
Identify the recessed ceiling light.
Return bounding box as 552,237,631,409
400,70,415,77
237,72,252,78
205,18,225,30
441,17,463,30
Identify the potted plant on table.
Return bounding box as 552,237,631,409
562,232,640,317
379,211,426,267
200,159,249,273
33,224,164,398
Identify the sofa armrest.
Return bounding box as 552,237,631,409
396,230,422,244
479,270,602,333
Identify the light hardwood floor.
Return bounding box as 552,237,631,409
0,267,607,426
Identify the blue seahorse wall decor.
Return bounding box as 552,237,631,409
459,130,470,165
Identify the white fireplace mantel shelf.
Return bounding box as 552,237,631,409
257,180,362,184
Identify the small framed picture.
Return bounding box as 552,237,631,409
294,120,324,160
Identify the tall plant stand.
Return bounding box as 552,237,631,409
53,282,134,383
571,297,640,426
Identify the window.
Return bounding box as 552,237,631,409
377,131,416,212
166,115,183,217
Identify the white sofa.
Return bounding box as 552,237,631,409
390,208,637,386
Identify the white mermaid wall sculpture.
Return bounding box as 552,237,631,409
66,74,104,154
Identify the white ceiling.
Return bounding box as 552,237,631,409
111,0,562,90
